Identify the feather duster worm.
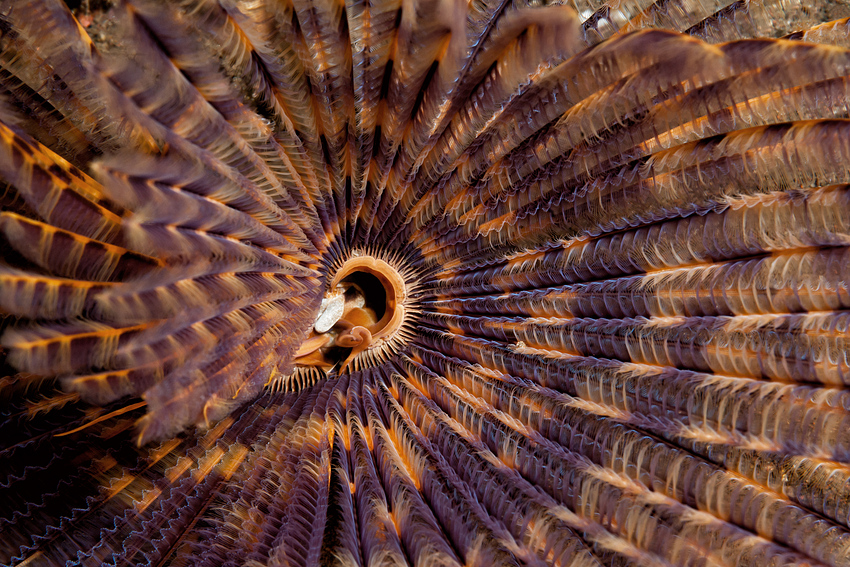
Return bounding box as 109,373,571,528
2,0,850,565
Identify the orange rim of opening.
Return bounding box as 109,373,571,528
330,255,406,347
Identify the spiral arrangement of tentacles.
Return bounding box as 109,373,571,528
2,0,850,565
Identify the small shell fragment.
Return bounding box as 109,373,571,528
314,292,346,333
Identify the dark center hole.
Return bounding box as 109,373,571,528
340,270,387,324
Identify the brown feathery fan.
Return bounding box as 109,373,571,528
2,0,850,565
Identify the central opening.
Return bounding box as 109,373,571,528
331,256,405,340
337,270,387,328
294,254,408,373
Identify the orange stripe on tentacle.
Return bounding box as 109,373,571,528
55,400,147,437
